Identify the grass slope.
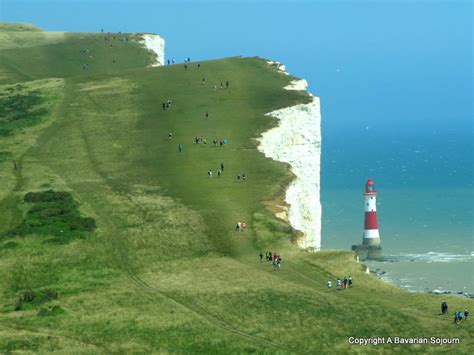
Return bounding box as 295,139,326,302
0,23,472,353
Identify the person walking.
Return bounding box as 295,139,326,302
213,139,217,147
259,252,264,262
226,81,229,88
343,277,348,290
205,111,209,118
442,301,448,315
336,278,342,291
327,280,332,290
202,77,206,84
464,309,469,320
168,132,172,139
348,276,353,288
217,169,222,178
162,102,166,110
220,162,224,171
242,173,246,181
237,173,241,181
178,144,183,153
208,169,213,178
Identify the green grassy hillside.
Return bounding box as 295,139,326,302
0,23,472,353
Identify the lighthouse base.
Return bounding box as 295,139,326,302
351,244,383,261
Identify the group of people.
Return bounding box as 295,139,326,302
454,309,469,324
162,100,172,110
259,252,282,270
442,301,469,324
327,276,353,290
235,221,247,231
207,162,225,179
194,136,228,147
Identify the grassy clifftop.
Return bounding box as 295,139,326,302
0,24,472,353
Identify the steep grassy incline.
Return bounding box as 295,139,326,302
0,24,472,353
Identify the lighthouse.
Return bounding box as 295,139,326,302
352,178,383,260
363,179,381,247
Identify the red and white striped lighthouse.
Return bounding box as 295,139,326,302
362,178,381,247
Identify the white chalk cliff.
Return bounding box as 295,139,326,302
140,34,165,66
259,63,322,251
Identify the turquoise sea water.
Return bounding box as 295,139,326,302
3,0,472,293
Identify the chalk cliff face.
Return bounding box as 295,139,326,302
259,66,322,251
140,34,165,66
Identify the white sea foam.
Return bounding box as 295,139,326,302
140,34,165,67
382,252,473,263
258,63,321,250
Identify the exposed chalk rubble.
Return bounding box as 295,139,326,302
140,34,165,66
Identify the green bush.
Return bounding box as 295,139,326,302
8,190,96,239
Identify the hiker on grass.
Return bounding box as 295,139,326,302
267,252,272,261
226,81,229,88
202,77,206,84
178,144,183,153
237,173,241,181
336,279,342,291
217,169,222,178
242,173,246,181
348,276,353,288
208,170,213,178
343,277,348,289
162,102,166,110
327,280,332,290
168,132,172,140
441,301,448,315
259,252,264,262
221,162,224,171
235,222,241,231
184,64,187,70
464,309,469,320
219,140,223,147
205,111,209,118
198,63,201,69
213,139,217,147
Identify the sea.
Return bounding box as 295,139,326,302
3,0,473,294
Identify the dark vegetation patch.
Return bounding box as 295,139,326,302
2,339,40,352
2,241,17,250
7,190,96,241
253,210,293,249
0,90,47,136
37,305,65,317
0,151,13,162
15,289,58,311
